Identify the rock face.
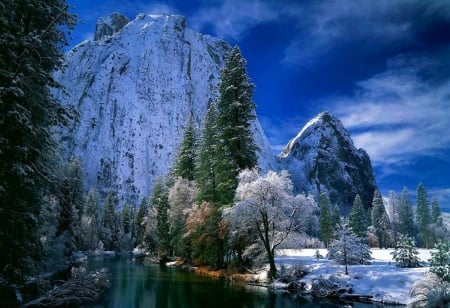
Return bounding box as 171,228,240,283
94,13,130,41
54,13,275,204
278,112,377,213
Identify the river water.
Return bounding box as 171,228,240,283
87,256,376,307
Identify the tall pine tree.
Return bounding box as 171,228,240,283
349,194,366,238
196,105,218,203
319,193,333,248
397,187,415,238
174,115,196,181
214,46,258,205
416,182,431,248
0,0,76,294
152,178,170,260
371,190,390,249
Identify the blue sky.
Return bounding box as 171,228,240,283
67,0,450,210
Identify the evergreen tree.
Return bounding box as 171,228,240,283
388,191,399,245
152,178,170,259
81,189,100,250
331,204,341,227
431,199,442,224
416,182,431,248
429,242,450,282
196,105,218,203
319,193,333,248
349,194,366,238
0,0,76,295
214,46,258,205
391,235,421,268
101,191,118,250
371,190,390,249
55,158,84,258
328,218,372,275
174,115,196,181
397,187,415,238
136,197,148,246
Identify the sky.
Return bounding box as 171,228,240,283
67,0,450,211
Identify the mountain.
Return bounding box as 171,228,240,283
278,111,378,214
53,13,275,204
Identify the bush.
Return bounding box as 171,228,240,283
429,242,450,282
391,235,421,268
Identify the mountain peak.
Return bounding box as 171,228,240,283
278,111,377,213
280,111,350,159
94,12,130,41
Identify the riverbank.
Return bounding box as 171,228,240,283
275,248,433,305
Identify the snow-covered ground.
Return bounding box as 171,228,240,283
275,248,434,305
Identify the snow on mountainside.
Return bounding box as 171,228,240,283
54,13,275,204
278,111,378,214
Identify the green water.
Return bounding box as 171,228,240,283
87,256,373,308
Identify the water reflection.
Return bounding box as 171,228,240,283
87,256,372,308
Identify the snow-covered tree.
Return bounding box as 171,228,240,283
349,194,366,238
319,193,333,248
100,191,118,250
136,197,148,246
152,178,170,260
196,105,218,203
81,189,100,251
214,46,258,205
0,1,76,294
224,169,304,279
371,190,390,248
431,199,442,224
397,187,415,238
173,115,196,181
416,182,432,248
168,177,198,258
328,218,372,275
388,191,399,245
429,242,450,282
391,235,421,268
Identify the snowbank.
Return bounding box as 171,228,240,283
275,248,434,305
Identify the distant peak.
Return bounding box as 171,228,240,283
94,12,130,41
279,111,347,158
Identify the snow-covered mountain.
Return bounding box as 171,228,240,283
54,13,275,204
278,112,377,214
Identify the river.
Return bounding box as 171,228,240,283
87,255,376,307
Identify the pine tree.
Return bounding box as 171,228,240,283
388,191,399,245
101,191,118,250
319,193,333,248
416,182,431,248
152,178,170,260
196,105,218,203
174,115,196,181
397,187,415,238
81,189,100,250
0,0,76,294
214,46,258,205
371,190,390,249
391,235,421,268
429,242,450,282
328,218,372,275
136,197,148,246
349,194,366,238
431,199,442,224
55,158,84,258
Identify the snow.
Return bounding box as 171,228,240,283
54,13,275,204
275,248,434,305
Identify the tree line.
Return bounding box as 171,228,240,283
319,183,446,250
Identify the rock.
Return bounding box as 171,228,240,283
94,12,130,41
278,111,378,213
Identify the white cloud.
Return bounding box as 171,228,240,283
190,0,279,40
330,55,450,167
